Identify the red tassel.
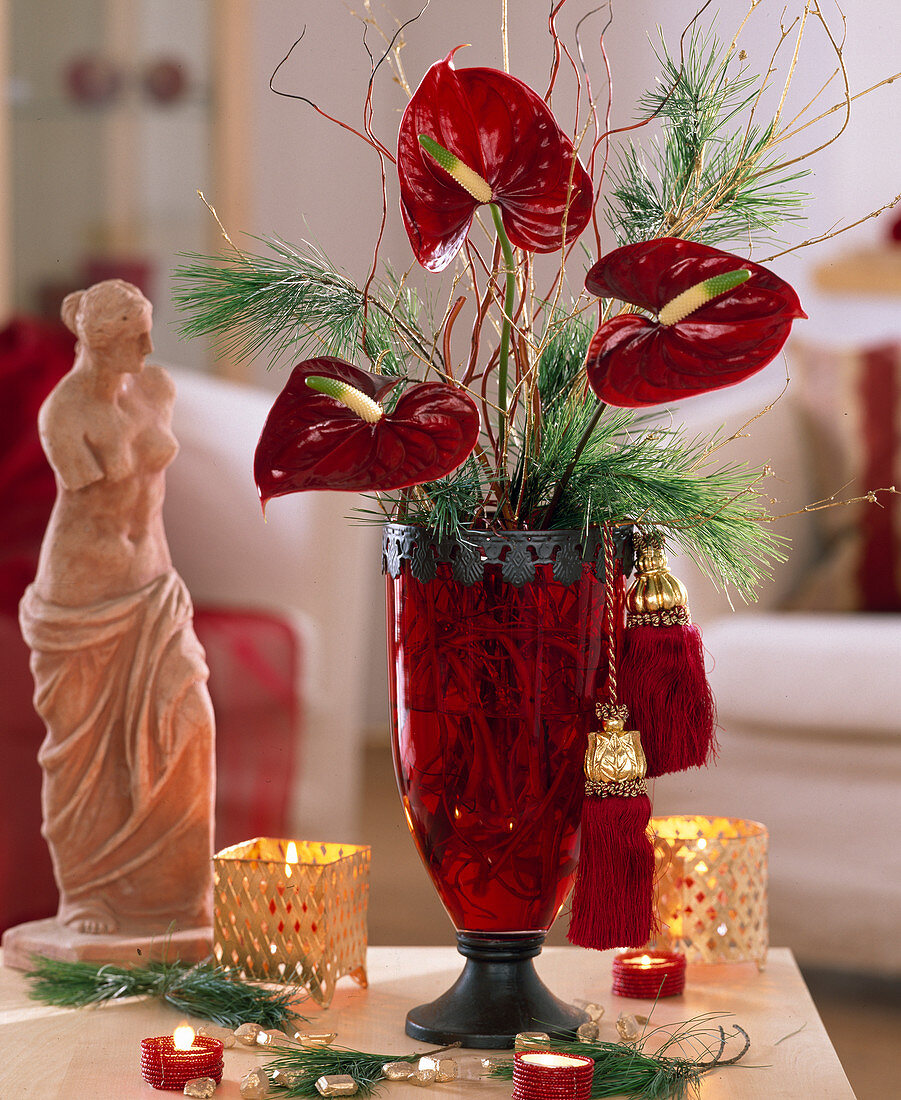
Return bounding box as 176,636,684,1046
568,790,655,950
619,530,717,778
621,621,717,777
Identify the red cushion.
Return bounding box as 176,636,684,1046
0,318,75,616
788,341,901,612
194,607,302,850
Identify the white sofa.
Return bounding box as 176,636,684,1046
650,368,901,974
164,366,380,843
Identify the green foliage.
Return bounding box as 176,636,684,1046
606,28,809,248
172,238,434,376
490,1017,751,1100
25,955,300,1031
264,1046,420,1097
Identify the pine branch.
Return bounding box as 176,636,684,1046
172,237,437,375
606,27,809,249
264,1046,421,1098
25,955,301,1031
489,1017,751,1100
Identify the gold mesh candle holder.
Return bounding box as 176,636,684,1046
212,838,370,1006
646,815,768,968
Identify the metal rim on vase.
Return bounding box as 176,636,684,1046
382,523,633,588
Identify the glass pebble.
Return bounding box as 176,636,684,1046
514,1031,551,1051
197,1025,236,1048
256,1028,290,1047
315,1074,359,1096
382,1062,415,1080
455,1056,503,1081
272,1068,302,1087
297,1031,339,1047
616,1012,642,1043
240,1066,270,1098
419,1056,458,1082
183,1079,217,1099
576,1020,599,1041
234,1022,263,1046
409,1067,437,1086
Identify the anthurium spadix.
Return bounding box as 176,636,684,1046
584,237,807,407
398,48,593,272
253,357,480,508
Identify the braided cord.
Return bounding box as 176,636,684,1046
603,523,618,705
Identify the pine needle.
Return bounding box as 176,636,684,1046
172,237,434,375
489,1016,752,1100
25,955,302,1031
606,26,809,249
264,1045,420,1098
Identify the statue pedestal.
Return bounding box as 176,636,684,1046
1,918,212,970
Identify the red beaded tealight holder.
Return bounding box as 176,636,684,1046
140,1034,224,1091
612,950,687,998
512,1051,595,1100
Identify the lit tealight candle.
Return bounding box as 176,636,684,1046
140,1027,224,1091
611,949,687,999
512,1050,594,1100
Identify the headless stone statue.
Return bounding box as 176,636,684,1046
2,280,214,966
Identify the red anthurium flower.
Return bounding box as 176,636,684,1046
584,237,807,407
398,48,593,272
254,356,480,508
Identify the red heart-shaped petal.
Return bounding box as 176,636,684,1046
585,238,806,406
254,357,480,507
398,49,593,271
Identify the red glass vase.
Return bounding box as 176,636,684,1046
384,524,628,1046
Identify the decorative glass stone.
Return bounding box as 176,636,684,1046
419,1056,458,1082
315,1074,358,1096
576,1020,599,1041
574,1000,605,1022
616,1012,642,1043
455,1056,503,1081
514,1031,551,1051
197,1025,236,1048
296,1032,338,1047
382,1062,415,1080
256,1028,290,1047
234,1022,263,1046
408,1068,437,1086
272,1068,303,1087
240,1066,270,1098
183,1079,217,1099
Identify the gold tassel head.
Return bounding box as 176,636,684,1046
626,530,690,623
584,703,647,789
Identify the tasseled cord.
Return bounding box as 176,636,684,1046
619,529,717,777
568,529,655,951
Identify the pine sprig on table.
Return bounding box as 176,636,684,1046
263,1045,421,1098
25,955,302,1031
490,1017,752,1100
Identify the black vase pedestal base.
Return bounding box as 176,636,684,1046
404,933,588,1049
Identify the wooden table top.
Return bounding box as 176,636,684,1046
0,946,854,1099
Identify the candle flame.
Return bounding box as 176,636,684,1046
173,1025,195,1051
285,840,298,879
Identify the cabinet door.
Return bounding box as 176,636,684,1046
5,0,248,371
